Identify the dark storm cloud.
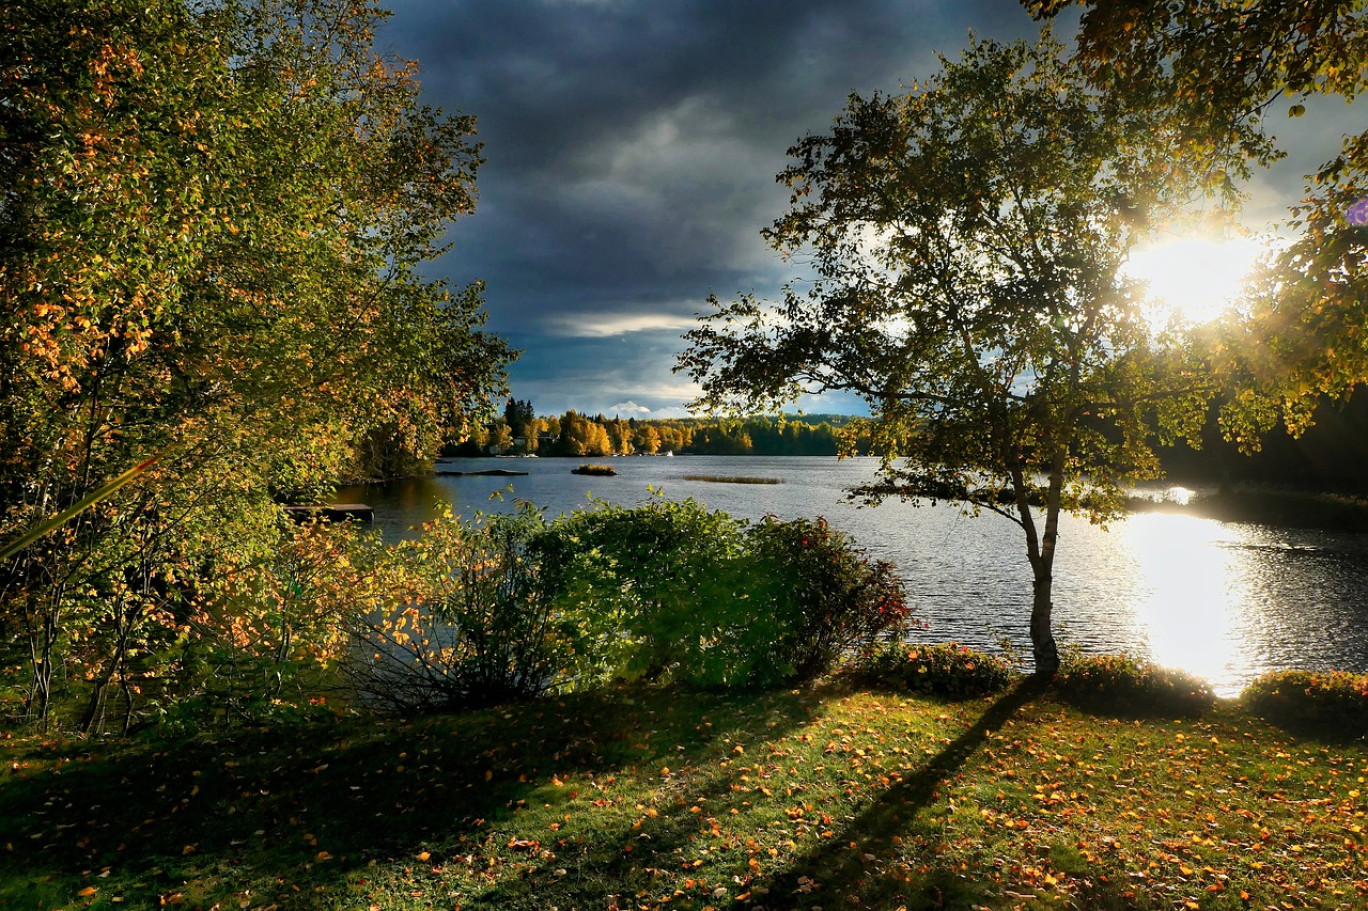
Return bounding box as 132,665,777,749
367,1,1343,416
375,0,1050,413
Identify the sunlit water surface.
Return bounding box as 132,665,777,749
338,456,1368,695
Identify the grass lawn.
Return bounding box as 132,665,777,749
2,678,1366,910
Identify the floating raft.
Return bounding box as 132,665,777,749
434,468,529,477
283,503,374,523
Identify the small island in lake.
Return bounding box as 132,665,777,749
572,463,617,476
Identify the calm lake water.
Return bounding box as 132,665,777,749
338,455,1368,695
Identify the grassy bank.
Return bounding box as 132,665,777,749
3,678,1367,910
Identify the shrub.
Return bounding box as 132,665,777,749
855,642,1014,698
741,516,910,684
571,464,616,476
1054,654,1214,717
347,505,596,714
159,517,376,729
346,498,913,710
1242,669,1368,736
534,496,750,685
536,502,908,689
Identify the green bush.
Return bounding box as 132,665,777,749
855,642,1015,698
535,500,908,689
344,497,911,710
1054,654,1214,717
742,516,909,684
534,496,751,685
1242,669,1368,735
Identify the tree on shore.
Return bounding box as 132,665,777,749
0,0,511,727
679,36,1235,675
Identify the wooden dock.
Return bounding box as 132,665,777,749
283,503,374,523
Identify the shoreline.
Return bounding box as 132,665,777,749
1127,484,1368,533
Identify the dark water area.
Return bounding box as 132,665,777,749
337,455,1368,695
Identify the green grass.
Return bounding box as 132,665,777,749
3,679,1368,909
680,475,785,485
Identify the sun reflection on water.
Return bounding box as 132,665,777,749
1120,513,1248,695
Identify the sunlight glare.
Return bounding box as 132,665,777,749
1122,513,1245,692
1126,234,1265,327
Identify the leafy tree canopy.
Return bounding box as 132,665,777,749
0,0,511,727
679,35,1234,674
1027,0,1368,444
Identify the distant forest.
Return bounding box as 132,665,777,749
444,404,870,459
445,395,1368,495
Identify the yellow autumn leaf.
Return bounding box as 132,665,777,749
78,886,97,897
416,851,430,862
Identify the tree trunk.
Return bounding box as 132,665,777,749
26,584,65,731
1030,564,1060,678
120,676,136,735
1032,447,1068,678
79,680,109,735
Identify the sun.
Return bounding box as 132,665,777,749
1124,233,1267,328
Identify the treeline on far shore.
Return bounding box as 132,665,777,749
439,392,1368,496
442,404,871,458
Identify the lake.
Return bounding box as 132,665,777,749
337,455,1368,695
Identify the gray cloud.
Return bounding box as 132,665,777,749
377,1,1356,417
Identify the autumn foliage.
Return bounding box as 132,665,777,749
1243,669,1368,736
1054,653,1217,717
0,0,510,730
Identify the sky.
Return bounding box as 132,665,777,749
378,0,1359,419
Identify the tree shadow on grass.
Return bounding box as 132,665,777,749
466,762,749,910
0,683,821,908
761,677,1048,910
